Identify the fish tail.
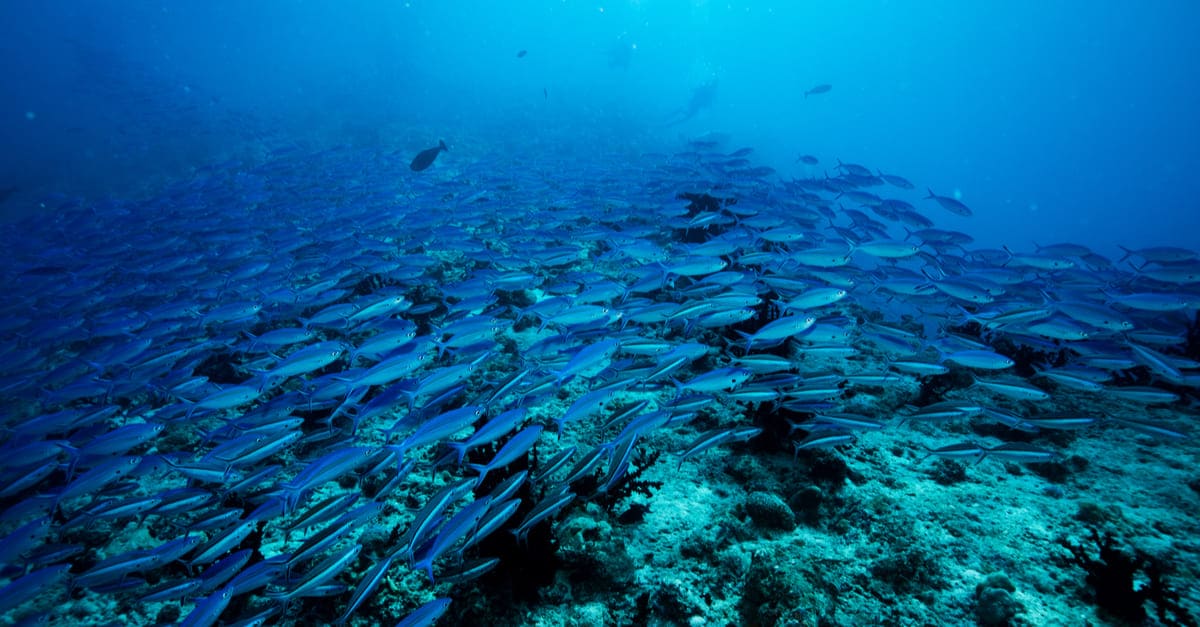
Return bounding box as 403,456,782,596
446,442,469,465
467,463,489,484
669,376,686,399
732,329,753,353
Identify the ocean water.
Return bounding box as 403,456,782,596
1,2,1198,626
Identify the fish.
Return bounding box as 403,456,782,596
512,491,576,542
984,443,1058,464
925,188,973,217
920,441,987,463
274,447,379,512
141,579,204,603
335,553,394,624
1109,417,1188,439
396,598,452,627
259,341,346,383
392,405,485,455
226,556,290,597
855,239,922,258
970,375,1051,401
412,497,492,581
805,83,832,98
735,315,817,350
1117,245,1197,264
672,367,753,395
516,49,527,58
553,338,621,385
446,407,527,463
267,543,362,600
55,456,143,511
178,586,236,627
677,426,762,468
191,385,264,414
468,425,543,483
531,446,576,483
877,170,915,189
394,480,476,562
794,431,856,450
462,500,523,550
556,388,621,431
1020,415,1099,430
410,140,448,171
940,349,1015,370
665,80,718,127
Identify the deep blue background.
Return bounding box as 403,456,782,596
2,1,1197,256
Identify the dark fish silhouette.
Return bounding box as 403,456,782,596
686,131,731,150
796,155,819,165
517,50,528,58
410,140,448,172
664,80,718,127
925,187,973,217
805,84,832,98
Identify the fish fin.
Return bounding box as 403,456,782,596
467,464,489,484
1000,245,1015,267
445,442,469,465
732,329,755,353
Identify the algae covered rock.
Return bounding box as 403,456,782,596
744,491,796,531
974,572,1023,627
740,546,831,626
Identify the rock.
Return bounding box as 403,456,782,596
745,491,795,531
975,587,1021,626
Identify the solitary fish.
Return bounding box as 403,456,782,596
805,84,832,98
410,140,448,172
517,49,528,58
795,154,818,165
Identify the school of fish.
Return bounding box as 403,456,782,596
0,138,1197,626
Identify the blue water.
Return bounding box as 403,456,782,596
2,3,1199,626
3,1,1199,255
